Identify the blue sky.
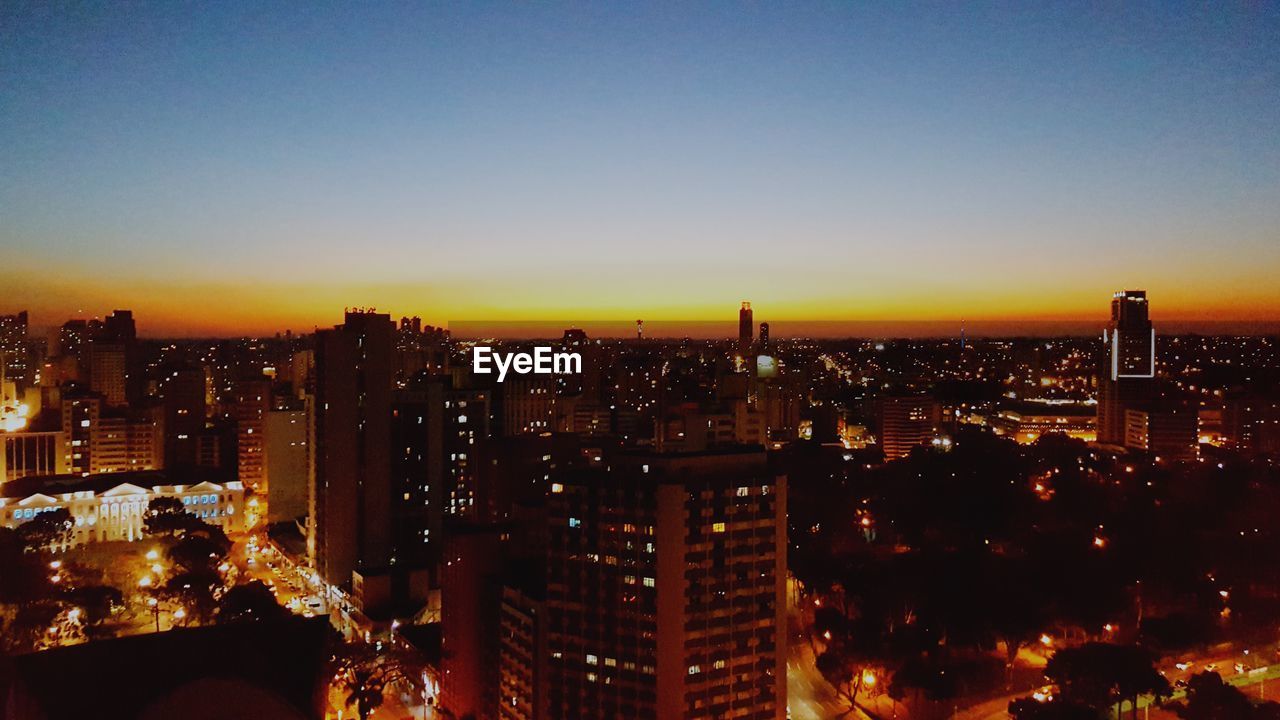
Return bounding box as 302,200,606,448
2,2,1278,333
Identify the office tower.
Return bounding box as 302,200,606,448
311,311,394,594
879,394,941,460
228,379,270,493
265,404,309,523
159,364,207,468
738,302,753,356
88,343,127,406
758,322,769,351
545,448,787,720
0,311,29,388
1097,290,1157,444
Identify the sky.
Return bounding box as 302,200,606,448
2,2,1278,337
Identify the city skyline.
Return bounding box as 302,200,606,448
4,2,1279,335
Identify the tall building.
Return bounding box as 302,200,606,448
545,448,787,720
758,322,769,351
159,364,207,468
879,394,941,460
498,581,548,720
59,395,162,475
265,404,309,523
737,302,753,357
1097,290,1157,444
500,376,556,436
228,379,270,493
0,311,29,388
88,343,127,406
311,311,395,595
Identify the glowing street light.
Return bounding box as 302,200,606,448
138,575,153,588
146,549,159,561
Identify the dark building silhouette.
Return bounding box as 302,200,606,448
737,302,753,356
311,311,394,598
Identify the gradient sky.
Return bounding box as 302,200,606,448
2,2,1278,336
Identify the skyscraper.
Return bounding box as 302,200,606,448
758,322,769,351
737,302,753,356
1097,290,1157,445
1104,291,1155,380
311,310,394,594
545,448,787,720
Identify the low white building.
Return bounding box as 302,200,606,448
0,471,246,550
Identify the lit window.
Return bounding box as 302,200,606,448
712,522,726,533
551,483,563,493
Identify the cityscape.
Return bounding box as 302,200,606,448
3,3,1280,720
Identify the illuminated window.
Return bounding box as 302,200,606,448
712,522,726,533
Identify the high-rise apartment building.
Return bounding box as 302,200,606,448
159,364,207,468
265,404,309,523
228,379,270,492
311,311,394,594
544,448,787,720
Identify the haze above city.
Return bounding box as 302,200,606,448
3,2,1279,336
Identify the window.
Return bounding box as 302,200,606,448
643,577,655,587
551,483,564,494
586,654,598,665
688,665,701,675
568,517,581,528
712,522,726,533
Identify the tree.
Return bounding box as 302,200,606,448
331,644,411,720
167,532,230,575
1170,671,1280,720
144,496,193,537
17,508,73,553
160,568,222,623
217,581,288,624
66,585,125,640
1046,643,1170,720
814,613,893,715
